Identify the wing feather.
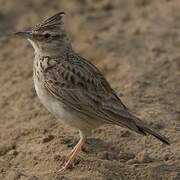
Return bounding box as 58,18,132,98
43,54,140,132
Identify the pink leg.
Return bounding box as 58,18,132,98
59,135,86,172
66,140,81,159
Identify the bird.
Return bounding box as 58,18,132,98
16,12,170,171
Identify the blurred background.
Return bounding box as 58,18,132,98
0,0,179,179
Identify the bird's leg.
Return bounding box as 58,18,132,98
59,131,86,172
65,140,81,160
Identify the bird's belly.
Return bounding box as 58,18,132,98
34,80,73,121
34,80,98,132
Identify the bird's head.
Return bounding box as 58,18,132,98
16,12,71,56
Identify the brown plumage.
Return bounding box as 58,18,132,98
43,53,170,145
16,12,170,172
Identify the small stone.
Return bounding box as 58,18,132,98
126,159,138,164
26,176,39,180
163,153,171,161
0,142,15,156
53,154,61,161
7,150,18,156
135,150,153,163
97,151,117,160
102,3,114,11
152,123,164,130
119,153,135,162
41,128,48,134
93,128,103,134
42,134,54,143
120,130,131,137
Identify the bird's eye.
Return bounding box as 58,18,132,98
44,33,51,39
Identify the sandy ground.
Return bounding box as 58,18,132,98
0,0,180,179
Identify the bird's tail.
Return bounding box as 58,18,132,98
132,117,170,145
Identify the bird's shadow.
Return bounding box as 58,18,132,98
82,138,120,155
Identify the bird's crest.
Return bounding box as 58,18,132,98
33,12,65,31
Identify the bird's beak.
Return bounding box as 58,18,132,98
15,31,33,38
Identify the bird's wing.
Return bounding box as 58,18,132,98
43,54,170,145
43,54,140,132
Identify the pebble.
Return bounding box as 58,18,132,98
26,176,39,180
0,142,15,156
119,152,135,162
97,151,117,160
42,134,54,143
120,130,131,137
135,150,153,163
7,150,18,156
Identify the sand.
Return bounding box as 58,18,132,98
0,0,179,179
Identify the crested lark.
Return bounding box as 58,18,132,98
16,12,170,171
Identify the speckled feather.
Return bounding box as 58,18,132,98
41,54,134,124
